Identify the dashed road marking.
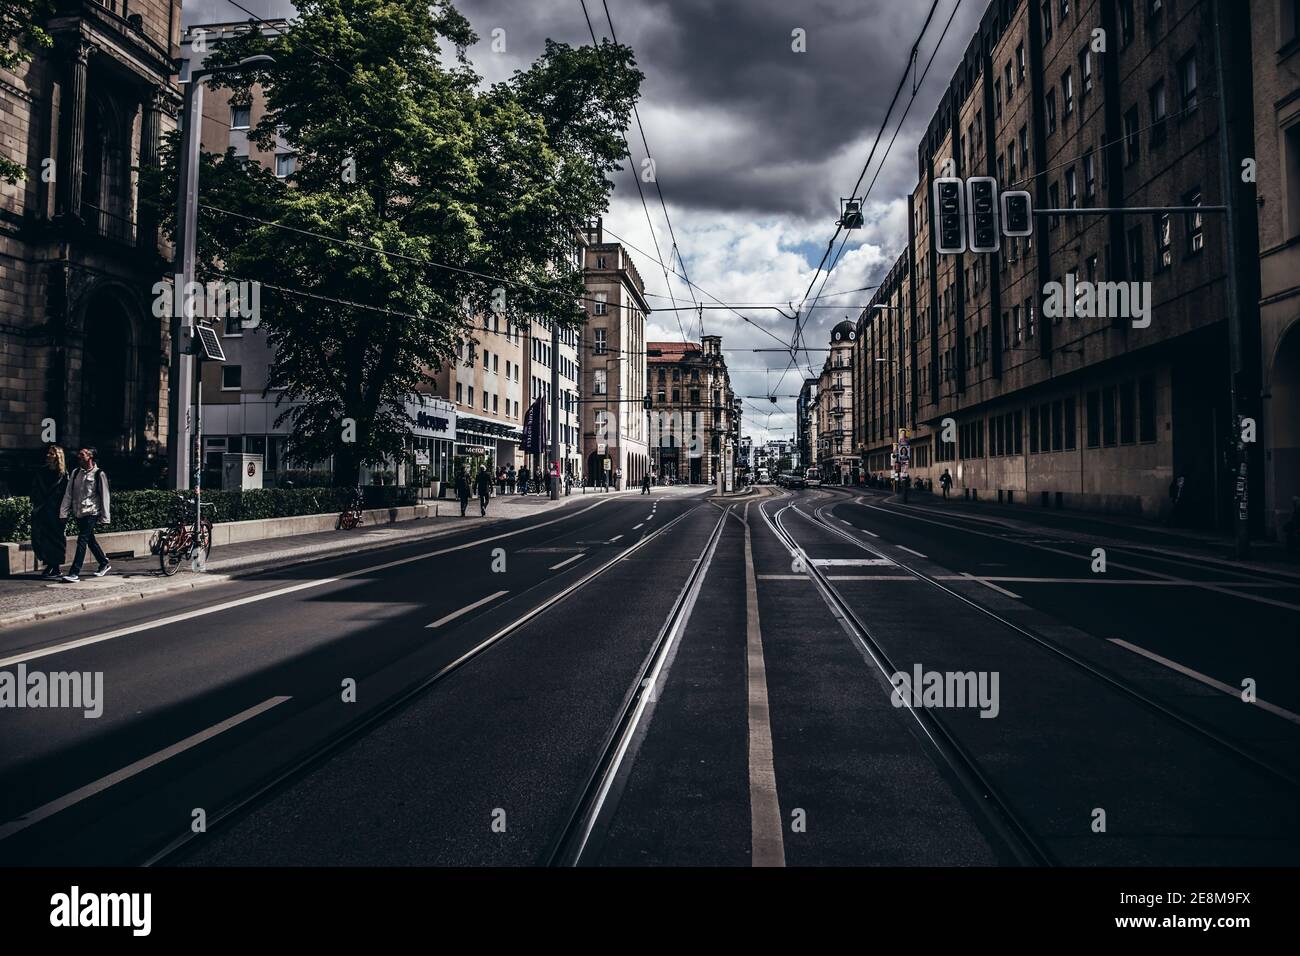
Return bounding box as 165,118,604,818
426,590,509,629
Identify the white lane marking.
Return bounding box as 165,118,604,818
0,696,291,841
0,500,614,668
859,528,880,538
756,573,809,581
827,575,918,581
608,535,624,543
810,558,894,567
743,503,785,868
426,590,509,629
854,496,1300,612
633,523,644,530
840,519,853,525
549,553,586,571
897,546,928,559
959,572,1021,600
1108,638,1300,727
931,576,1295,586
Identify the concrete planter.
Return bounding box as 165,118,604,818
1,504,431,576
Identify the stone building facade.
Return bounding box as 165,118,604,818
646,335,736,485
854,0,1261,530
0,0,182,492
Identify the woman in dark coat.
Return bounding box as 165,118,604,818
455,468,471,517
31,445,69,576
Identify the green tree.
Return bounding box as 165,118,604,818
186,0,641,486
1,0,52,184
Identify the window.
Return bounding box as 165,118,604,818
493,394,499,414
1185,189,1204,253
1062,69,1074,115
1066,167,1078,208
1124,106,1140,166
1086,254,1098,282
483,389,489,411
1120,0,1135,47
468,385,474,408
1042,1,1053,43
1049,182,1061,227
230,105,250,129
1019,125,1029,169
1064,396,1077,450
1005,62,1014,100
1040,402,1052,451
1060,0,1070,18
1139,375,1157,442
224,311,242,336
1157,214,1173,270
1127,225,1144,281
594,328,607,354
994,79,1003,119
594,368,607,395
690,389,700,405
221,365,242,390
1086,390,1101,447
1026,297,1036,338
1008,140,1017,184
484,348,490,369
275,153,296,178
594,293,607,316
1179,51,1198,111
1030,406,1040,453
596,255,607,269
1017,43,1026,83
1046,89,1057,133
1051,400,1064,451
1080,48,1093,96
456,382,463,404
1149,81,1167,147
493,354,499,374
1102,385,1117,446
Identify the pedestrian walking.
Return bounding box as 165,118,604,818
507,464,516,495
32,444,69,577
496,467,506,497
519,465,530,496
476,466,491,516
939,468,953,500
58,447,111,583
456,467,471,517
641,472,651,495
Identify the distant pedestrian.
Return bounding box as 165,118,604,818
58,447,111,583
455,468,471,517
940,468,953,500
615,467,622,491
507,465,516,495
519,465,530,496
477,466,491,516
32,444,68,577
641,472,651,495
496,467,506,497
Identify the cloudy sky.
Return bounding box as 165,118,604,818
182,0,985,442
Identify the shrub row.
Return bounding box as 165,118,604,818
0,485,417,542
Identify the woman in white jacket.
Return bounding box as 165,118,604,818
58,447,112,583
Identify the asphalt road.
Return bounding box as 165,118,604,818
0,484,1295,866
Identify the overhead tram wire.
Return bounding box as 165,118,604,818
600,0,704,342
577,0,691,347
777,0,962,393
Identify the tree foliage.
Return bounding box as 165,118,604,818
180,0,642,485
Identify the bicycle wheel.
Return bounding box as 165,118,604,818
198,519,214,562
158,528,182,576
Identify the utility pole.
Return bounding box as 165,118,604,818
1212,0,1250,560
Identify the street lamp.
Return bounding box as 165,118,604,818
169,54,275,491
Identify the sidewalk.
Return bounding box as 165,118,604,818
861,485,1299,575
0,485,693,630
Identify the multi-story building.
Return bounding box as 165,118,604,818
817,320,858,482
646,335,736,484
1250,0,1300,538
854,0,1261,529
581,219,649,486
0,0,182,492
797,377,819,470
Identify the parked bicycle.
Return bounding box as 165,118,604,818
337,486,365,531
157,495,214,576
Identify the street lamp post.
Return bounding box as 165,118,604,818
168,54,274,491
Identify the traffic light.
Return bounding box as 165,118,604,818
966,177,1000,253
933,177,966,255
643,393,652,411
1001,190,1033,237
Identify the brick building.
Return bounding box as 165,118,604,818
854,0,1261,529
646,335,737,485
0,0,182,492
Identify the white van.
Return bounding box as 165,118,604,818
804,467,822,488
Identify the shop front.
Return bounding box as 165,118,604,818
402,395,456,498
454,412,522,488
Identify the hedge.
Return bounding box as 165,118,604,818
0,485,416,542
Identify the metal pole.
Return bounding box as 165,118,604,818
191,350,203,570
168,77,203,491
1212,0,1250,560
